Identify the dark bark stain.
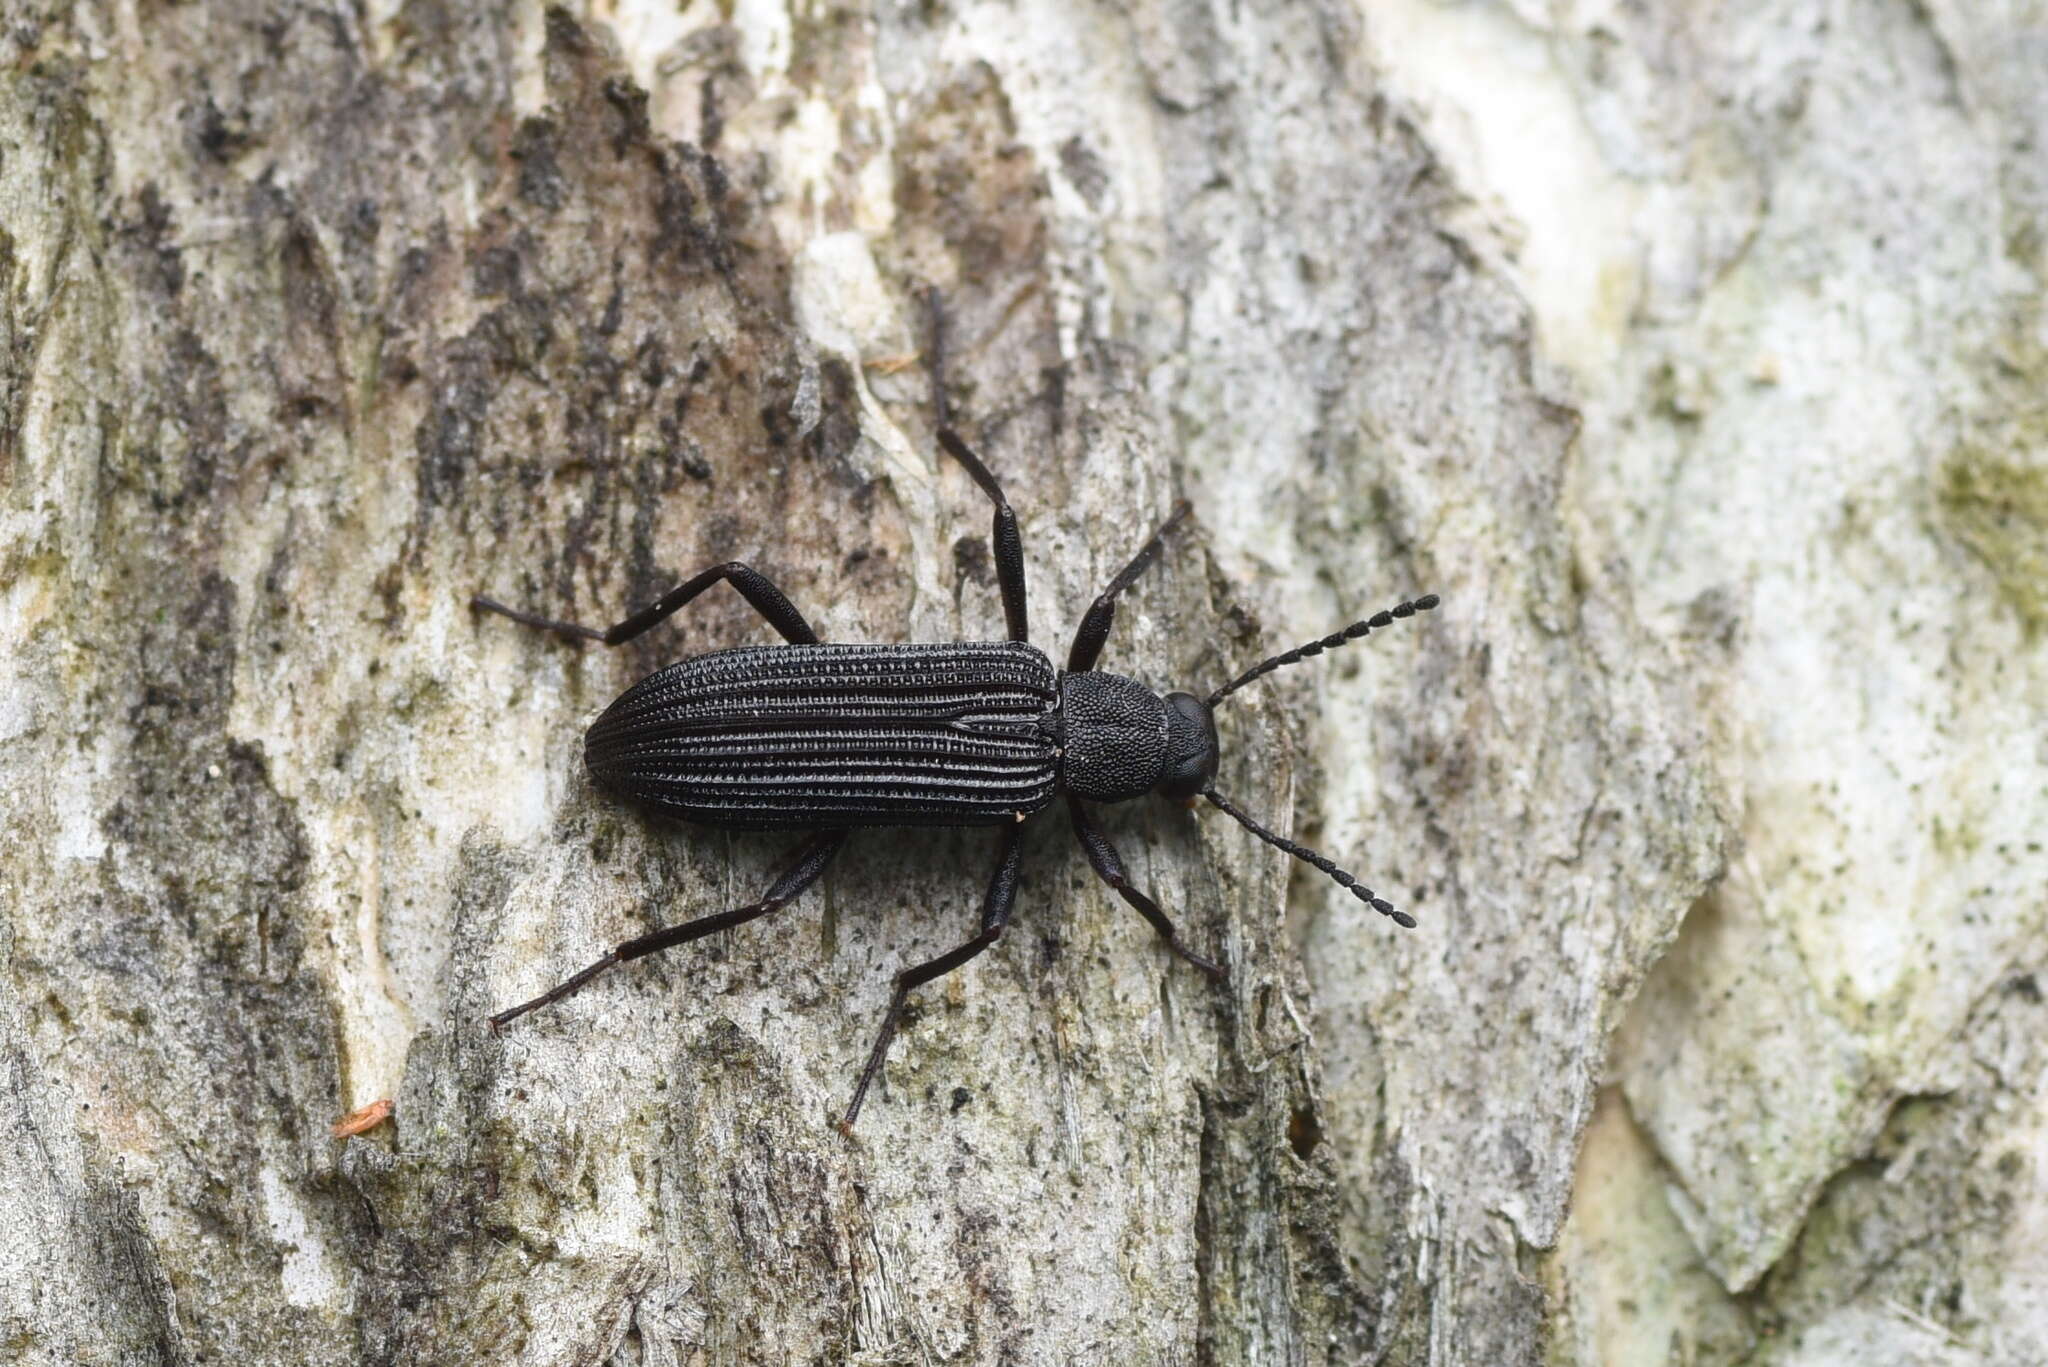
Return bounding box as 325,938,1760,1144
510,116,568,212
60,555,337,1362
85,1180,195,1366
349,839,537,1365
127,183,186,297
882,62,1060,451
390,10,865,681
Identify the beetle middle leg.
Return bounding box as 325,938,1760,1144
923,285,1028,645
840,822,1023,1132
472,559,820,647
1066,500,1192,671
936,429,1028,645
488,828,849,1030
1068,795,1225,979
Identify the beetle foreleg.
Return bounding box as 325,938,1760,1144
840,822,1023,1133
487,829,848,1031
1065,501,1192,672
1068,796,1226,980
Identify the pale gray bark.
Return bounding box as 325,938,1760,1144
3,2,2043,1365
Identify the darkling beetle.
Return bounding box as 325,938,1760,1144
473,431,1438,1131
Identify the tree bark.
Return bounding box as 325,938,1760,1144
3,2,2043,1364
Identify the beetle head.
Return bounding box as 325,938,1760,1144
1156,692,1220,800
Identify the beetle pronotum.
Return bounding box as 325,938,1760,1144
474,429,1436,1131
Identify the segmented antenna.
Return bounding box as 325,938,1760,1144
1206,594,1440,709
1202,787,1417,928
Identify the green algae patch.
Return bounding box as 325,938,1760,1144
1937,446,2048,636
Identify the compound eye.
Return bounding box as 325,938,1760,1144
1157,692,1219,800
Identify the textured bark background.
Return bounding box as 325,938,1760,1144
2,1,2043,1364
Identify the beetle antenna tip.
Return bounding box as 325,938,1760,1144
1202,787,1418,930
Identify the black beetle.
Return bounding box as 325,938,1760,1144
474,428,1437,1130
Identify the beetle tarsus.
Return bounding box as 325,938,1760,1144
471,594,606,645
488,949,624,1028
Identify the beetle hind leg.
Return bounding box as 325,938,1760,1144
472,559,820,648
488,829,848,1031
840,823,1023,1132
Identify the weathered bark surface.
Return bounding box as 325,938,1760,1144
2,2,2042,1364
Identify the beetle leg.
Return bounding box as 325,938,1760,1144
1064,501,1192,672
921,286,1030,645
840,823,1023,1132
1067,796,1225,979
922,287,1028,644
935,429,1029,645
472,560,820,648
487,829,848,1031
